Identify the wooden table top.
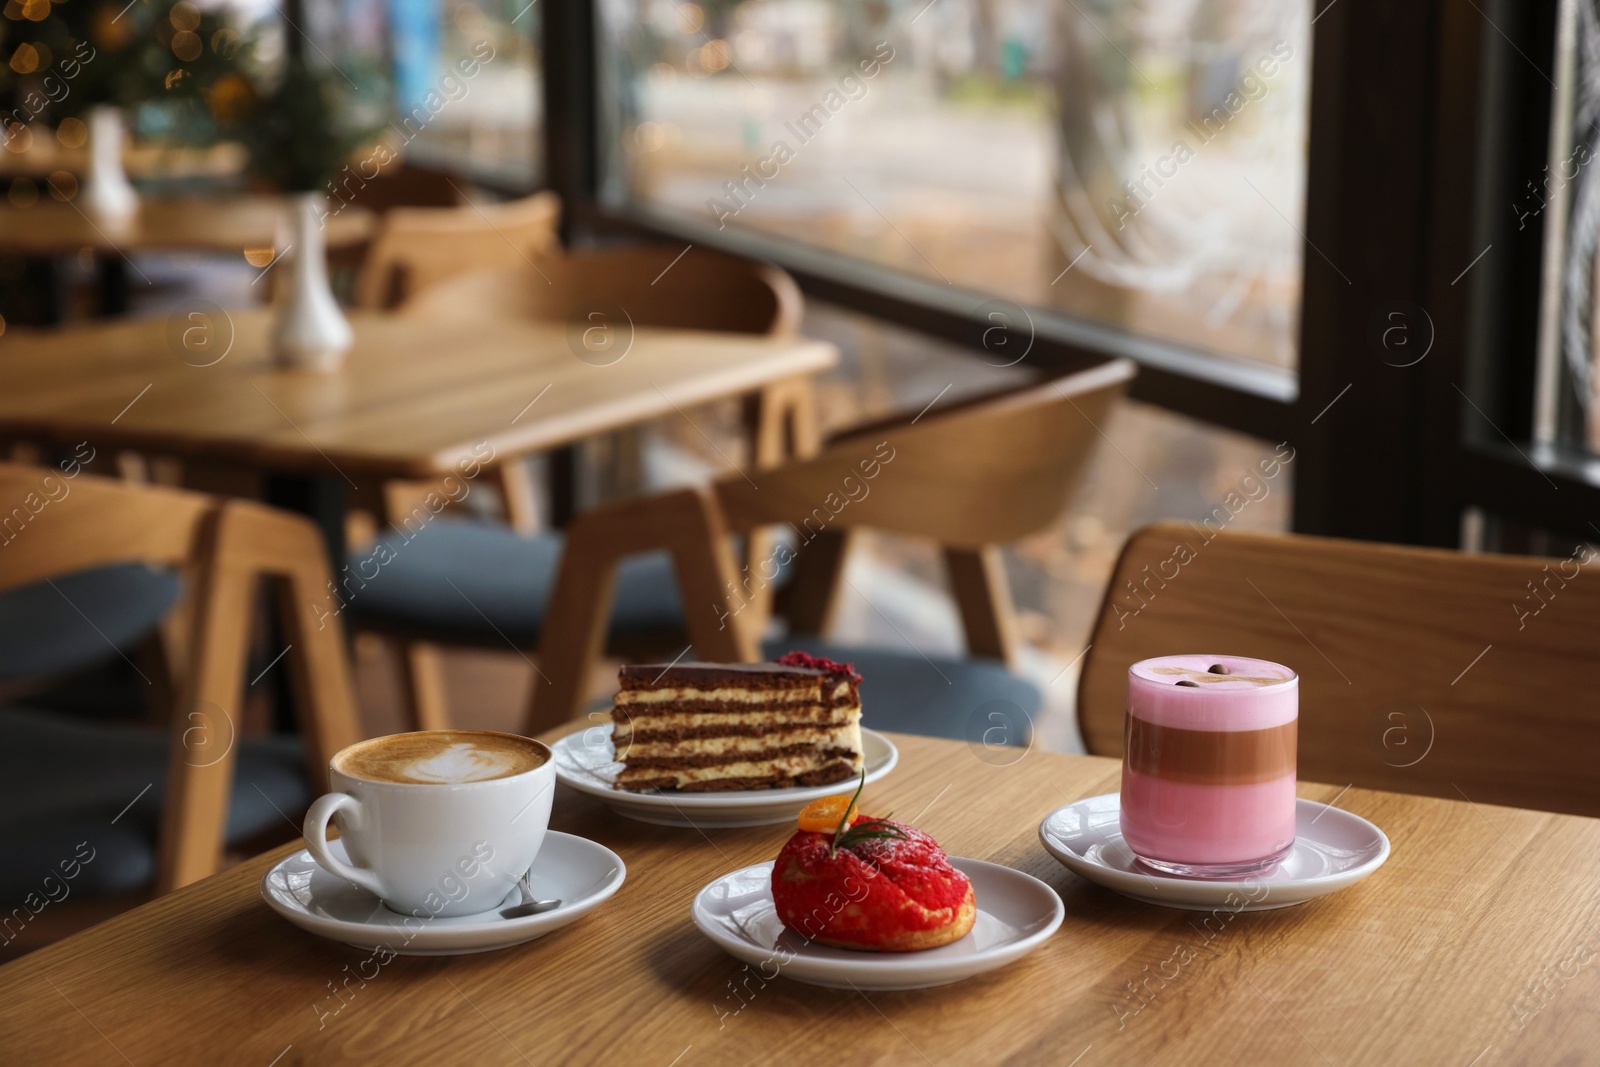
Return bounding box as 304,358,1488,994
0,308,837,479
0,140,248,183
0,194,372,255
2,730,1595,1065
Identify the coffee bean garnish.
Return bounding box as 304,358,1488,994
1208,664,1229,675
1175,680,1200,687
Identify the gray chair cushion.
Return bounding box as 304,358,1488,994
0,706,308,904
762,637,1041,748
351,519,782,647
0,563,181,684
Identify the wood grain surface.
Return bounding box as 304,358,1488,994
0,196,372,254
0,309,837,478
2,730,1596,1065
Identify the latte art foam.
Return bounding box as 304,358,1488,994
335,730,547,785
400,742,524,784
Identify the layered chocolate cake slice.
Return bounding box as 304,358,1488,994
610,652,864,792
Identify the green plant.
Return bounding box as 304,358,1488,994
227,55,377,193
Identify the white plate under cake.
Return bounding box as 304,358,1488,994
610,653,865,793
552,726,898,829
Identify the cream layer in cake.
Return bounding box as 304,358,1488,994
617,723,861,762
613,706,858,740
614,680,855,705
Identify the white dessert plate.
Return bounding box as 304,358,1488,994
1038,793,1389,912
552,724,899,828
691,858,1064,990
260,832,626,955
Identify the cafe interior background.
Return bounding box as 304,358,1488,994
0,0,1595,982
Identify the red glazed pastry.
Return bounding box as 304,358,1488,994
770,780,976,952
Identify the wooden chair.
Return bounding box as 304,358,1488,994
525,359,1137,734
324,160,466,284
397,243,804,337
355,245,814,732
0,464,360,903
336,159,462,214
395,242,809,534
1078,523,1600,818
352,190,561,311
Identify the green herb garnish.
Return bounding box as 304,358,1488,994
828,768,909,857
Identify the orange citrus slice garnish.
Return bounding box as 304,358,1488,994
797,794,857,833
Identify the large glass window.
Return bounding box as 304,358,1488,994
597,0,1310,372
1537,0,1600,455
399,0,542,185
285,0,543,186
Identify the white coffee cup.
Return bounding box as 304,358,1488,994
303,730,555,918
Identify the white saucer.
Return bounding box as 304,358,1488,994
260,832,626,955
1038,793,1389,911
552,724,899,828
690,858,1064,990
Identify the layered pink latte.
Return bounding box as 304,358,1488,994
1120,655,1298,877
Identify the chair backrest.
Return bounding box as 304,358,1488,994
1080,522,1600,817
524,359,1138,728
338,160,463,214
353,191,561,310
0,464,361,891
713,359,1137,546
398,244,803,337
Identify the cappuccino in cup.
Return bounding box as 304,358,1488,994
336,731,547,785
304,730,554,918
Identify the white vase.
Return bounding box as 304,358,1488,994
80,106,139,220
271,192,353,371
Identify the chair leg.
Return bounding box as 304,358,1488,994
527,545,622,732
137,628,180,726
944,544,1021,667
155,533,252,894
742,375,822,465
115,451,150,483
383,479,435,526
400,641,453,731
776,528,853,638
496,458,543,536
274,565,363,792
782,375,822,459
738,377,822,633
526,488,753,733
378,481,456,728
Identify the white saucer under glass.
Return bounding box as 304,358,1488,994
1038,793,1389,911
552,724,899,828
260,831,626,955
691,857,1064,990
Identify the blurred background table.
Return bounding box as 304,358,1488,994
0,307,836,560
0,139,248,184
0,195,375,320
0,195,374,256
0,731,1593,1065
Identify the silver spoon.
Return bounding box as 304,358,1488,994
500,872,561,919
